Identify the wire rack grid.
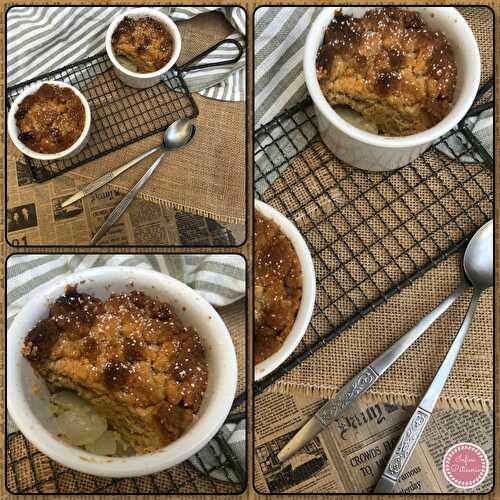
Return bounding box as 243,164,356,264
254,82,493,394
6,418,246,494
7,51,198,183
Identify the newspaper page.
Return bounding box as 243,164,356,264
254,392,493,494
6,155,242,246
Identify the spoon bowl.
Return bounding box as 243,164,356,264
463,219,493,291
163,118,196,150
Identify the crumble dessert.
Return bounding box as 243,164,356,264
22,286,208,454
317,7,457,136
255,211,302,364
112,16,173,73
14,83,85,154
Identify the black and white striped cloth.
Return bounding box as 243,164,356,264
254,7,320,127
7,6,246,101
254,7,492,162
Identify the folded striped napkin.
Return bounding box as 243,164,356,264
7,6,246,101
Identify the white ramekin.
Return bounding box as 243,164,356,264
255,200,316,381
304,7,481,171
7,266,237,478
7,80,91,161
106,8,181,89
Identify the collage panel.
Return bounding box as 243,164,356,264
5,253,247,494
254,5,494,495
6,6,247,247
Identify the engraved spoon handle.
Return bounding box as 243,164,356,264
374,289,481,493
61,145,161,208
90,151,167,245
277,283,467,463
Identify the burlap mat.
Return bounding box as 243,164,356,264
4,294,246,494
271,252,493,411
264,7,493,411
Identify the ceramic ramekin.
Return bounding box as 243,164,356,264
7,266,237,478
106,8,181,89
255,200,316,381
303,7,481,171
7,80,92,161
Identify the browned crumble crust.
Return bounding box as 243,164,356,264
255,211,302,364
14,84,85,154
112,16,173,73
22,287,208,453
317,7,457,136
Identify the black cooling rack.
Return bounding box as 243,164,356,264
6,418,246,494
6,52,198,183
254,79,493,394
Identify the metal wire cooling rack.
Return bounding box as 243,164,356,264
6,428,245,494
7,52,198,183
254,79,493,394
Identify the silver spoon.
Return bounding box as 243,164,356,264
90,118,195,245
374,219,493,493
61,120,194,209
61,144,163,209
278,220,493,467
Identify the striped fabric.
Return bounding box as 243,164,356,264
435,108,493,160
254,7,320,127
7,6,246,101
6,254,245,327
6,253,246,480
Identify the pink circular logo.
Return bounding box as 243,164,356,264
442,442,488,489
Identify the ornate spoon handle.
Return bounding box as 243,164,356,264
374,290,481,493
277,283,467,463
